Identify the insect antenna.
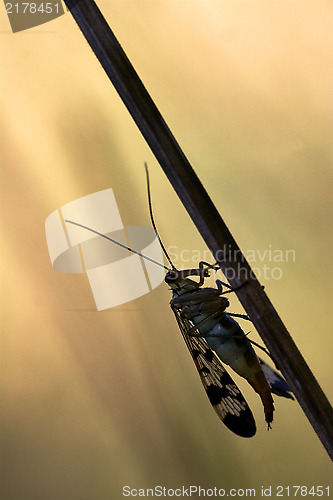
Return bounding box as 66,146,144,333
145,162,176,270
64,220,170,271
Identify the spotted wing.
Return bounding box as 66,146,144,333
172,307,256,438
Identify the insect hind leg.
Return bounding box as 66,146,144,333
227,312,251,322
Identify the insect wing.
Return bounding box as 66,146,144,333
259,358,294,400
172,307,256,438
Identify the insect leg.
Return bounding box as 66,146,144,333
227,312,251,321
215,279,249,294
186,310,222,335
198,261,220,272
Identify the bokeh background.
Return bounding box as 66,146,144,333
1,1,332,498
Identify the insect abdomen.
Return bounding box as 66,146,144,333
247,370,275,426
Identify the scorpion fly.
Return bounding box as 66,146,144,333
65,166,293,438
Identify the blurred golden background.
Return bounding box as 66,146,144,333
1,1,332,498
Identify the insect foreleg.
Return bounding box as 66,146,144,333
196,261,222,286
215,279,249,295
198,261,220,272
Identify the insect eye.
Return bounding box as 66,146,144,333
165,271,179,283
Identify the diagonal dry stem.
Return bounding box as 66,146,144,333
64,0,333,459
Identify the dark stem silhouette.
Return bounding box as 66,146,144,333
63,0,333,459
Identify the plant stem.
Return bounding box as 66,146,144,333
63,0,333,458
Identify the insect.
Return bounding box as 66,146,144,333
163,263,293,437
65,167,293,438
